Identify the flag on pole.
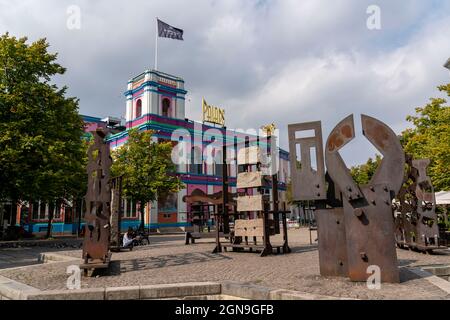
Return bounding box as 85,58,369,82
157,19,184,40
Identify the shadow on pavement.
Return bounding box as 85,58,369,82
0,246,80,270
106,251,232,276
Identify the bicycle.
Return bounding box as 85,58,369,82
133,229,150,246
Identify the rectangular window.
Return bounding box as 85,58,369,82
135,202,140,219
125,199,134,218
215,163,223,177
39,202,46,220
126,199,133,218
134,201,139,218
32,201,39,220
64,206,73,224
54,202,61,219
120,199,125,218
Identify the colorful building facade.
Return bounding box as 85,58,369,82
4,70,291,234
106,70,291,230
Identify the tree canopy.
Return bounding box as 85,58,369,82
0,33,86,233
111,128,184,230
401,83,450,191
349,154,382,186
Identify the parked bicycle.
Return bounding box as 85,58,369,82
133,229,150,246
118,227,150,248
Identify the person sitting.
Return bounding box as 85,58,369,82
122,227,135,248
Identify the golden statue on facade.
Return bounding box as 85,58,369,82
261,123,277,136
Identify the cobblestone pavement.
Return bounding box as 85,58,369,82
0,247,42,269
0,228,449,299
0,247,70,269
0,235,183,269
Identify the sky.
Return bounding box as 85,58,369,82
1,0,450,166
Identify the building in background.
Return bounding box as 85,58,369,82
7,69,291,235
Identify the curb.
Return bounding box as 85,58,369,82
0,275,40,300
38,252,80,264
140,282,221,300
0,277,355,300
0,279,222,300
421,265,450,278
0,239,82,249
221,282,355,300
409,267,450,295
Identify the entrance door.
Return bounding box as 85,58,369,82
2,203,14,227
64,206,75,234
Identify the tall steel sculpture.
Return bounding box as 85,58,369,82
395,156,441,252
81,128,113,275
288,121,326,201
288,114,405,283
214,145,291,256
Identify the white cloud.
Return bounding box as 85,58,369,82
1,0,450,166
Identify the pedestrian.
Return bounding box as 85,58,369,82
122,227,135,248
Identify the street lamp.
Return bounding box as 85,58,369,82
444,58,450,70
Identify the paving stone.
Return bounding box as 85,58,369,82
409,268,450,295
0,229,448,300
422,265,450,277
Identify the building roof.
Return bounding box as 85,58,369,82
81,115,103,123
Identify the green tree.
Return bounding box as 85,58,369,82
401,83,450,191
0,33,86,238
350,154,382,185
111,128,184,231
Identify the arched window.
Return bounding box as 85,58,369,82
136,99,142,118
162,98,171,117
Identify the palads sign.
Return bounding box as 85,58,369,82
202,98,225,127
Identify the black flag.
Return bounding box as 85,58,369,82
157,19,184,40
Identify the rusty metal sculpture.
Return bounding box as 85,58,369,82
288,121,326,201
80,128,113,276
183,190,237,245
288,114,405,283
214,144,291,256
395,156,441,252
183,189,237,206
326,115,404,283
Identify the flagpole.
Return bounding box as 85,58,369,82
155,17,158,71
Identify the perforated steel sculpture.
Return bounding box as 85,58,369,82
81,128,113,275
214,144,291,256
395,156,440,252
288,114,405,283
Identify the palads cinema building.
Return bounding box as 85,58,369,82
4,70,291,234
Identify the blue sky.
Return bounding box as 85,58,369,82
1,0,449,166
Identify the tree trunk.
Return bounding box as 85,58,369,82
46,201,55,239
139,202,145,232
73,198,79,236
11,199,18,226
78,198,83,237
110,187,120,246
